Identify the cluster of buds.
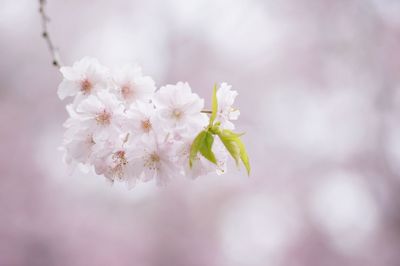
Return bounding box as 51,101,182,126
58,57,250,188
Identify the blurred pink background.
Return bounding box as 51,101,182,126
2,0,400,265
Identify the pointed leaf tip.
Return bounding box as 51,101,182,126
236,137,251,175
218,129,251,175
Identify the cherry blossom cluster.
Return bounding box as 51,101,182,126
58,57,248,187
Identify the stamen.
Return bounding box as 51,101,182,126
141,119,152,133
111,150,128,179
95,109,111,126
80,79,92,95
121,84,134,100
150,153,160,163
172,108,182,120
144,152,161,170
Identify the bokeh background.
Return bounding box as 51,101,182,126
2,0,400,265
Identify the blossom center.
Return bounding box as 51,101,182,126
144,152,160,170
141,119,152,133
150,153,160,163
95,109,112,126
121,84,134,100
80,79,93,95
114,150,126,162
172,108,183,120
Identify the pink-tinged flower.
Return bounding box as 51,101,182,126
124,101,160,139
152,82,207,130
112,65,156,105
58,57,110,100
126,136,181,186
75,90,125,141
216,83,240,130
92,137,138,187
62,127,96,165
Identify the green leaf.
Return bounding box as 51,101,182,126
218,129,251,175
236,137,251,175
189,130,207,168
219,129,243,139
217,130,241,166
199,131,217,164
209,84,218,126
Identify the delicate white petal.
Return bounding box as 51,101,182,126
76,95,103,114
57,80,77,100
60,66,81,80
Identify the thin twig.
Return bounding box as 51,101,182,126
201,110,212,114
39,0,62,68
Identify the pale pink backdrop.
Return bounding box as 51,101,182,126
1,0,400,265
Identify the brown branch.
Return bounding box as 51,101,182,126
39,0,62,68
201,110,212,114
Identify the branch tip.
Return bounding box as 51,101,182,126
39,0,62,68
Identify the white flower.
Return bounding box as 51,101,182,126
92,137,138,187
112,65,156,105
152,82,207,130
124,101,160,139
58,57,109,100
74,90,125,141
62,127,96,165
127,136,181,186
216,83,240,130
